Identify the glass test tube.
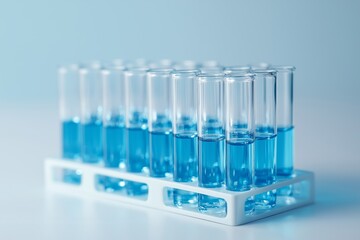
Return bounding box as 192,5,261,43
58,64,82,184
79,62,103,163
125,67,149,195
197,72,226,214
147,68,174,178
172,69,199,207
99,65,127,191
274,66,295,177
224,73,255,213
253,69,277,208
102,65,127,168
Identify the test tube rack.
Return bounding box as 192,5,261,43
44,158,315,226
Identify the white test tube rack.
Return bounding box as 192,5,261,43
44,158,315,226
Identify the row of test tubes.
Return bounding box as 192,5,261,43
58,59,295,215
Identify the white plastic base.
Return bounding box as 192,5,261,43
44,158,315,226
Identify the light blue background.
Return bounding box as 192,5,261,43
1,0,359,105
0,1,359,239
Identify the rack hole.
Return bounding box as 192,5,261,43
52,167,82,185
95,174,148,201
245,179,311,216
163,187,227,217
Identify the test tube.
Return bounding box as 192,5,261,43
58,64,82,184
147,68,174,178
197,72,226,214
79,62,103,163
274,66,295,177
125,67,149,172
172,69,199,207
125,67,149,195
224,73,255,213
253,69,277,208
100,64,127,191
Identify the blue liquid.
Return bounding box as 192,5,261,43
254,133,277,208
99,115,126,192
149,131,174,177
173,133,198,207
81,116,103,163
126,127,149,172
174,133,198,182
104,116,126,168
277,127,294,176
226,139,253,191
198,136,225,213
173,189,198,208
62,119,81,159
62,119,81,184
277,127,294,196
126,127,149,196
226,139,255,213
97,176,125,193
126,181,148,197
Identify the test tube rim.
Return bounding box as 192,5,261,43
249,63,270,70
102,63,127,71
224,73,255,80
78,62,103,76
171,69,200,76
58,66,67,75
196,72,225,78
81,61,102,70
252,69,277,75
271,65,296,72
101,67,127,76
224,65,251,73
124,66,149,73
147,68,174,74
199,60,220,67
58,64,81,74
174,60,199,66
